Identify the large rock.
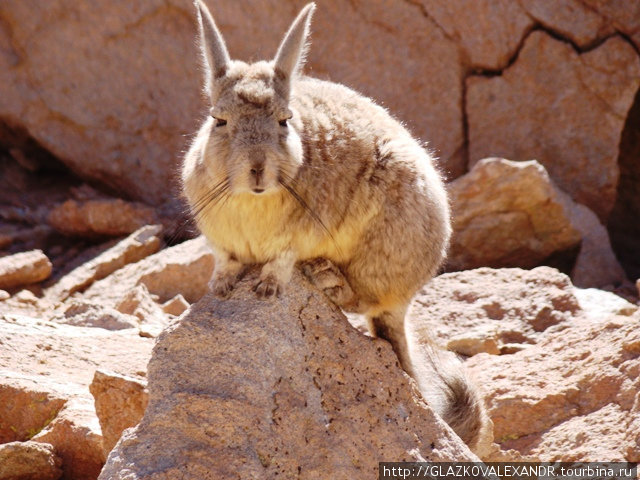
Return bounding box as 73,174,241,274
466,313,640,461
0,441,63,480
0,0,201,205
416,0,533,70
517,0,613,47
409,266,640,461
0,314,153,479
0,0,465,201
448,157,628,288
408,267,581,357
447,158,581,271
467,32,640,221
99,269,478,479
580,0,640,51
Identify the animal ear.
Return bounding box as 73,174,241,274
274,3,316,79
195,0,230,87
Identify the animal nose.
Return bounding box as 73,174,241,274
250,164,264,178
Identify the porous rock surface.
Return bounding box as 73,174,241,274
467,313,640,461
407,266,580,357
99,269,478,479
409,266,640,462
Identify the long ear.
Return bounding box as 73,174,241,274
195,0,230,88
274,3,316,79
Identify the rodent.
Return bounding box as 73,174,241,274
182,0,490,453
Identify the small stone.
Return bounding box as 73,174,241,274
0,441,63,480
48,199,158,238
0,250,52,289
161,294,189,316
89,370,148,456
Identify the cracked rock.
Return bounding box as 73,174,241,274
417,0,534,70
467,32,640,221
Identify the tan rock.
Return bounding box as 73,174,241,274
0,0,201,205
52,301,139,330
408,267,580,356
99,269,478,479
82,235,214,307
0,441,62,480
115,284,171,338
0,250,52,289
447,158,581,271
160,294,189,316
0,0,465,201
32,404,106,480
48,199,158,238
0,313,153,478
466,314,640,461
517,0,613,47
417,0,533,70
0,290,9,300
467,32,640,221
573,288,638,320
568,202,628,288
580,0,640,51
45,225,162,301
89,370,149,456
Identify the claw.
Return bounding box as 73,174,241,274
253,274,281,299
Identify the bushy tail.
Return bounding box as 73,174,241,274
409,338,492,456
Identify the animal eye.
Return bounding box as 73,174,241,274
214,117,227,127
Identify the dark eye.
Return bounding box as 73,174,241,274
214,117,227,127
279,118,288,127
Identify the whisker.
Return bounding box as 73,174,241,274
278,172,342,256
190,179,231,223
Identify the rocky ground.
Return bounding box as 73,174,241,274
1,1,640,479
0,155,638,478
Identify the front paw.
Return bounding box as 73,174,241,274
253,274,282,299
301,257,355,308
209,272,239,298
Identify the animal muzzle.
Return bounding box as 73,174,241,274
248,148,267,193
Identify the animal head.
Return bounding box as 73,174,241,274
195,1,315,195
